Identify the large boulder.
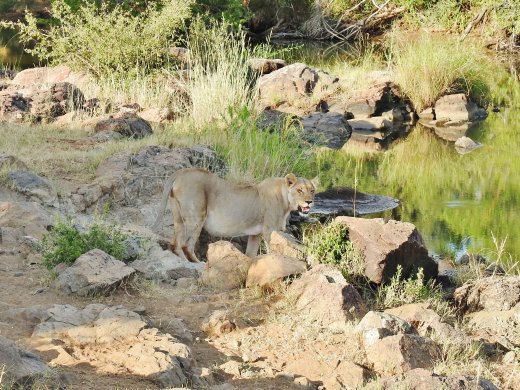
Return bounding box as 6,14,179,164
301,112,352,149
201,241,253,291
130,244,204,281
12,66,87,87
0,201,53,238
94,113,153,139
6,170,58,205
288,264,368,327
377,368,498,390
71,144,224,211
329,71,402,119
269,231,305,259
357,311,417,347
258,63,338,114
55,249,136,296
27,82,85,122
0,335,51,388
365,334,440,375
335,217,438,284
432,94,487,123
30,304,202,388
246,253,307,288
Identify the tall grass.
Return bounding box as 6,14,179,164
187,18,257,128
388,32,495,111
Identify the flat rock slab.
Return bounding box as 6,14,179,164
311,187,400,217
246,253,307,288
30,304,199,388
55,249,135,296
6,170,57,205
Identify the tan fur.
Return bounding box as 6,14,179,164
152,168,319,262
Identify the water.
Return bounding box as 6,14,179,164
0,29,39,69
287,41,520,263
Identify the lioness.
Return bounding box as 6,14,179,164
152,168,319,262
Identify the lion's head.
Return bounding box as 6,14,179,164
285,173,319,215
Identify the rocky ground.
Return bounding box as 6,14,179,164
0,62,518,389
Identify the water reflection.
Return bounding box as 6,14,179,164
0,29,38,69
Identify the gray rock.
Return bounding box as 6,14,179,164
434,94,487,122
455,136,482,154
301,112,352,149
0,201,53,238
130,244,204,281
357,311,417,347
55,249,135,296
0,335,50,387
288,264,368,327
28,82,85,122
0,89,28,123
335,217,438,284
6,170,57,205
95,113,153,138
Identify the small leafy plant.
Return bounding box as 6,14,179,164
41,217,129,269
303,221,365,282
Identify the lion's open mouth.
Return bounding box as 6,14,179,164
298,205,311,214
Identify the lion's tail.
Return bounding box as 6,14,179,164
151,172,178,231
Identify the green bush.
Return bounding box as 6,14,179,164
41,218,129,269
1,0,192,78
303,222,365,282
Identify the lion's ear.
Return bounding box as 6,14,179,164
311,176,320,189
285,173,297,187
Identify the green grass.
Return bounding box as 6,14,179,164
387,32,496,111
40,217,130,269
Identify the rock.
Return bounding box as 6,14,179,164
72,145,223,210
201,241,253,291
6,170,58,205
347,117,393,131
330,71,401,119
140,107,177,123
269,231,305,259
130,244,204,281
357,311,417,347
433,94,487,123
0,89,28,122
246,253,307,288
219,361,242,377
335,360,372,389
0,153,28,170
301,112,352,149
385,303,468,344
94,113,153,138
12,66,87,87
201,310,238,336
248,58,287,75
0,305,50,326
464,306,520,350
55,249,135,296
168,47,190,64
378,368,499,390
310,187,400,217
30,304,197,388
258,63,338,113
335,217,438,284
365,334,441,375
28,82,85,122
294,376,317,389
454,136,482,154
288,264,368,327
0,335,51,387
0,201,53,238
453,276,520,314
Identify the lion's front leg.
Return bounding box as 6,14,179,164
245,234,262,258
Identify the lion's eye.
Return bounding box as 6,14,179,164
297,189,303,194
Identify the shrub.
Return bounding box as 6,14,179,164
388,32,495,111
1,0,192,78
303,221,365,283
41,217,129,269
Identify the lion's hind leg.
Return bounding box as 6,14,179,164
169,194,189,261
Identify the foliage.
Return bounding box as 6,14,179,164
186,18,256,128
1,0,192,78
41,217,129,269
388,32,494,111
192,0,251,27
303,222,366,282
